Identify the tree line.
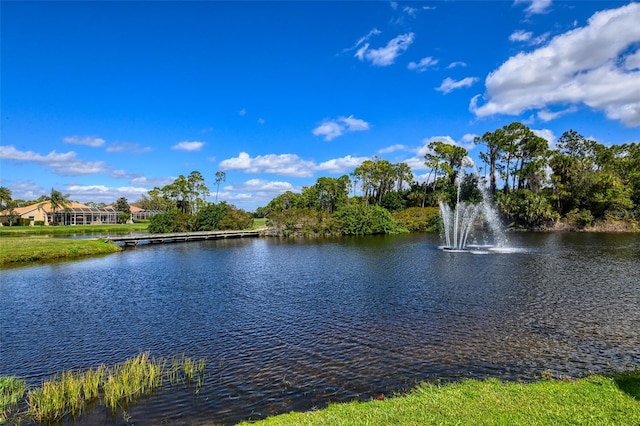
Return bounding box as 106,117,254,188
2,122,637,233
259,122,639,235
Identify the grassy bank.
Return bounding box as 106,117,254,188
0,223,149,236
243,372,640,426
0,237,121,266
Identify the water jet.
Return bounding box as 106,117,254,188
439,157,507,252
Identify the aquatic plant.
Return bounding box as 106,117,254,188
102,352,165,412
27,367,106,422
2,352,207,424
0,376,26,423
169,355,207,391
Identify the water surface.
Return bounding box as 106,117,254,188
1,232,639,424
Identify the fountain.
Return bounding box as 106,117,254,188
439,157,507,252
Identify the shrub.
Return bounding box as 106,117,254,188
218,204,254,230
148,211,193,233
333,204,405,235
392,207,441,232
194,202,254,231
194,203,227,231
266,208,336,237
566,208,594,228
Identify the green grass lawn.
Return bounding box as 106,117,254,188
242,372,640,426
0,219,267,266
253,217,267,229
0,237,121,266
0,223,149,236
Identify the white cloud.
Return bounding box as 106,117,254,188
258,118,266,124
509,30,532,42
344,28,381,54
63,136,105,147
339,115,369,131
220,152,317,177
537,106,577,122
0,145,108,176
129,176,175,187
0,180,45,202
239,108,246,116
510,30,549,46
312,115,370,141
378,144,408,154
316,155,368,173
436,77,479,94
471,3,640,127
515,0,553,15
446,61,467,69
219,152,368,177
172,141,205,151
403,6,417,17
625,51,640,71
355,33,415,66
111,169,136,179
460,133,479,149
532,128,557,149
312,121,344,141
225,179,294,193
408,56,439,72
106,142,152,153
66,184,149,204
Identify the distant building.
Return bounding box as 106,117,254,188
130,205,164,220
0,201,119,226
0,201,163,226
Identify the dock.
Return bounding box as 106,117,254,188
105,229,264,246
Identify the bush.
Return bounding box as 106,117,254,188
266,208,336,237
381,191,406,212
218,205,254,230
333,204,405,235
566,208,594,228
392,207,441,232
194,202,254,231
194,203,227,231
148,211,192,233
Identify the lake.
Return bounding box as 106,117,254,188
1,232,639,424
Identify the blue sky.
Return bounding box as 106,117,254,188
2,0,639,211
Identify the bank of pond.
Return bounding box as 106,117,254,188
1,357,638,425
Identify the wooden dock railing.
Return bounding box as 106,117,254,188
105,229,264,246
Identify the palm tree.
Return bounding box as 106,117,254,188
0,186,12,211
43,188,71,225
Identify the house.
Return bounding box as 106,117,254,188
0,201,119,226
130,205,164,220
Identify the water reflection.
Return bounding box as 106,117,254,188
1,232,639,424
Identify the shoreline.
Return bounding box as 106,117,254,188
1,220,638,268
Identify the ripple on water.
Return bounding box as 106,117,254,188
1,233,639,424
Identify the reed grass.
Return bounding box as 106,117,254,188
169,355,207,391
102,352,165,412
0,376,26,424
27,367,107,422
2,353,207,423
